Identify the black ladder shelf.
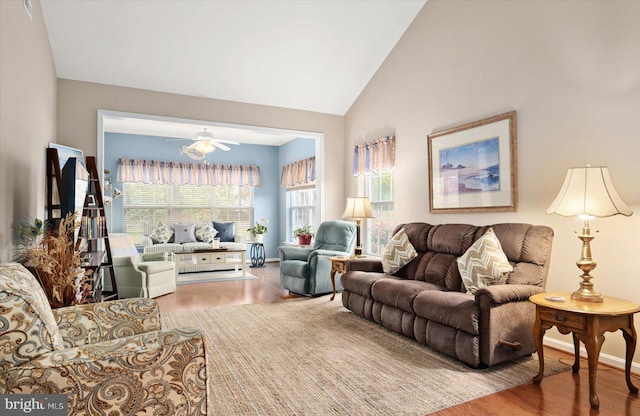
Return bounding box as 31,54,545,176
75,156,119,302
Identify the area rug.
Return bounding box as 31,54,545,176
162,294,569,415
176,271,257,284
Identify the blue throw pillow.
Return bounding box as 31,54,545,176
213,221,236,242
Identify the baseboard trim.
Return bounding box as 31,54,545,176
543,337,640,374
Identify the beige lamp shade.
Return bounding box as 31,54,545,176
342,197,375,219
546,166,632,218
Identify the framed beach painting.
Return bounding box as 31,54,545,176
427,111,517,213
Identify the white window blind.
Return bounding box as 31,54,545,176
366,171,394,255
287,187,316,239
122,183,254,242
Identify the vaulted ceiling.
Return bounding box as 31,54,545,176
41,0,426,116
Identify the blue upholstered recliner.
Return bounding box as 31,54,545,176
279,220,357,295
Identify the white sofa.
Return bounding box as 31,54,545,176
140,222,246,276
140,221,245,254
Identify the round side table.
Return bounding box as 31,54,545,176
249,242,265,268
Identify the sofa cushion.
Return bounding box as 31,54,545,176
381,228,418,275
413,290,480,335
195,222,217,243
144,242,211,254
173,223,197,244
457,227,513,294
149,222,174,244
391,224,477,291
213,221,236,242
371,278,443,313
136,261,175,274
340,271,389,298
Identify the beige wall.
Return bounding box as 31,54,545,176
0,0,57,262
56,79,345,222
345,0,640,365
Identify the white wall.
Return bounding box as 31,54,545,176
0,0,57,262
345,0,640,364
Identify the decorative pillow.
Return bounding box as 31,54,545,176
195,222,217,243
149,222,173,244
173,223,197,244
213,221,236,242
457,227,513,295
381,227,418,275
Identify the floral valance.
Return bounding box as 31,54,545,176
117,159,261,186
353,136,395,176
281,157,315,187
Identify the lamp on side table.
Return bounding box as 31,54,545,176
342,197,375,256
546,165,632,302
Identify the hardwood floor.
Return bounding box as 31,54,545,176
155,262,289,313
155,262,640,415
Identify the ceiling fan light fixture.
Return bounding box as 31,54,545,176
194,141,216,154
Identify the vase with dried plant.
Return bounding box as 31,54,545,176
23,212,92,308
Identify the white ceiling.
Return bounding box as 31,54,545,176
41,0,426,117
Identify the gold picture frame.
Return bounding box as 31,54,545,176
427,111,518,213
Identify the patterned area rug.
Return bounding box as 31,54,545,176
162,294,569,415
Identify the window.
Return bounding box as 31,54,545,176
365,171,394,255
122,183,254,242
287,187,316,239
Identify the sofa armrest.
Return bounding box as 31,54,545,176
53,298,162,348
475,284,545,306
141,251,169,262
140,235,154,248
279,246,313,261
346,257,383,273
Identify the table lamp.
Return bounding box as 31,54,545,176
342,197,375,256
546,165,632,302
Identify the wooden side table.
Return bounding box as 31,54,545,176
329,256,349,301
530,292,640,410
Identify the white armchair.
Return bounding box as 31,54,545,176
129,252,176,298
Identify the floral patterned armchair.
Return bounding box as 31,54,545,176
0,262,207,415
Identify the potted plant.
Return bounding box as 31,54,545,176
292,225,314,246
247,218,268,242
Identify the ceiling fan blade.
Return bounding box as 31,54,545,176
211,142,231,151
215,139,240,145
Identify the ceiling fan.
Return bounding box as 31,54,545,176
176,128,240,160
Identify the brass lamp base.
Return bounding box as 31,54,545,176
572,228,604,303
571,286,604,303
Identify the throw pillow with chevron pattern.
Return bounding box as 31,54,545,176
381,227,418,274
457,227,513,294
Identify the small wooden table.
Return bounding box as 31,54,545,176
329,256,349,301
530,292,640,410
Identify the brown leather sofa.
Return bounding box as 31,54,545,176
341,222,554,368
